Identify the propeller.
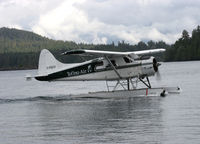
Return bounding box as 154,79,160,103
153,58,161,80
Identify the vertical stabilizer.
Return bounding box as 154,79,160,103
38,49,64,75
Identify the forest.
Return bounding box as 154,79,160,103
165,26,200,61
0,26,200,70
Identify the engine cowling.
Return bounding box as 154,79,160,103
140,57,160,77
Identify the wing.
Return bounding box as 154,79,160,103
132,49,166,55
62,49,127,56
62,48,165,58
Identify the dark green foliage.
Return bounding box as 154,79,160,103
165,26,200,61
0,52,39,70
0,27,79,53
1,26,200,70
0,27,170,70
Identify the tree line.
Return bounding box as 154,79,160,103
0,26,200,70
165,26,200,61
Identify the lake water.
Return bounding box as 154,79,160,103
0,61,200,144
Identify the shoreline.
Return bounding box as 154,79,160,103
1,60,200,71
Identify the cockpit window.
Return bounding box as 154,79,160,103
123,57,132,63
111,60,117,66
95,61,104,70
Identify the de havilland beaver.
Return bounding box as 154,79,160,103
32,48,180,97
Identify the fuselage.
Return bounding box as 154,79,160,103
35,56,156,81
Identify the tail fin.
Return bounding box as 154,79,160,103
38,49,64,75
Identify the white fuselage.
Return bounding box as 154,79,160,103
50,56,156,81
34,49,164,82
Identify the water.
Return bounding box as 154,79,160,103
0,61,200,144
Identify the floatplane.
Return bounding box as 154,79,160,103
29,48,180,98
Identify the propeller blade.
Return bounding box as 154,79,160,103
155,69,161,81
153,58,161,80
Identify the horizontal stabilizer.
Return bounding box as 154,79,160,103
25,74,32,81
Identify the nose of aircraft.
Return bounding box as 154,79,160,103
153,58,161,72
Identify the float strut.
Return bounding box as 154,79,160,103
146,77,151,88
139,77,151,88
127,79,130,90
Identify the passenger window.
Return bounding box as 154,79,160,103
123,57,132,63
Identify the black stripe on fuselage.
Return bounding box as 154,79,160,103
35,61,152,81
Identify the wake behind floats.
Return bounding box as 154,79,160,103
33,48,180,97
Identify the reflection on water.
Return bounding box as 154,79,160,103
1,61,200,143
24,97,163,143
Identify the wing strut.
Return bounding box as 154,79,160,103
104,56,122,79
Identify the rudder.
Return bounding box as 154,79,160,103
38,49,64,75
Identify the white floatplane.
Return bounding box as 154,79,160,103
32,48,180,97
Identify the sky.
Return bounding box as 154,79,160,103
0,0,200,44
